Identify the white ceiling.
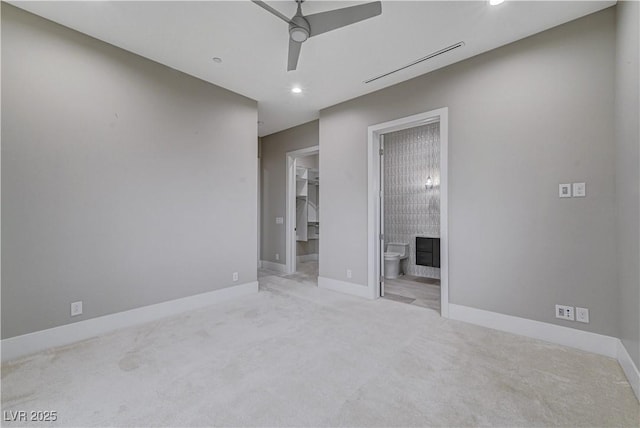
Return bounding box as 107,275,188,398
11,1,615,136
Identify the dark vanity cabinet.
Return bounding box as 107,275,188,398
416,237,440,268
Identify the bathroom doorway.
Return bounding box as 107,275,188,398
285,146,319,277
379,124,442,312
367,108,449,316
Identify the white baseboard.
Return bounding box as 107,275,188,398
448,303,640,403
448,304,619,358
260,260,287,273
1,281,258,363
297,254,318,263
617,340,640,401
318,276,374,299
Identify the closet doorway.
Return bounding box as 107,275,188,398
285,146,319,276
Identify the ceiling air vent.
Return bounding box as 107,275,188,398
364,41,465,84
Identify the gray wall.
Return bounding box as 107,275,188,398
260,121,319,264
320,8,619,336
384,123,440,278
615,1,640,367
1,5,258,339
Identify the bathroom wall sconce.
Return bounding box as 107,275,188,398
425,176,433,189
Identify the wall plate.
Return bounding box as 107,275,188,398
559,183,572,198
572,182,586,197
71,301,83,317
555,304,574,321
576,307,589,323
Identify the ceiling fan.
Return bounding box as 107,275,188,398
252,0,382,71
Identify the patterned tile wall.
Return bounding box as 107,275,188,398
384,122,440,279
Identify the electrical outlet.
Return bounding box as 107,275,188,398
71,301,83,317
346,269,352,279
576,307,589,323
232,272,238,282
275,253,280,261
555,304,574,321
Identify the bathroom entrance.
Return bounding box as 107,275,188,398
379,124,441,312
367,108,449,316
285,146,319,277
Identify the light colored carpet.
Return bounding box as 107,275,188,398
2,263,638,427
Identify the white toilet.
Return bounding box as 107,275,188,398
384,243,410,279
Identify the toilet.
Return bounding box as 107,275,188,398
384,243,410,279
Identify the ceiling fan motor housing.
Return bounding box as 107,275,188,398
289,15,310,42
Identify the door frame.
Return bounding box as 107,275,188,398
285,145,319,274
367,108,449,317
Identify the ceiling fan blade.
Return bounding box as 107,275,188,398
251,0,291,24
306,1,381,38
288,39,302,71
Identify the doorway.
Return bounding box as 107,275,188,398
367,108,449,317
380,124,442,311
286,146,319,276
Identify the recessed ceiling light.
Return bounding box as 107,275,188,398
212,57,223,63
291,86,302,94
489,0,505,5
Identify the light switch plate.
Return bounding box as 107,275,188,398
572,182,586,197
559,184,572,198
275,217,284,224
